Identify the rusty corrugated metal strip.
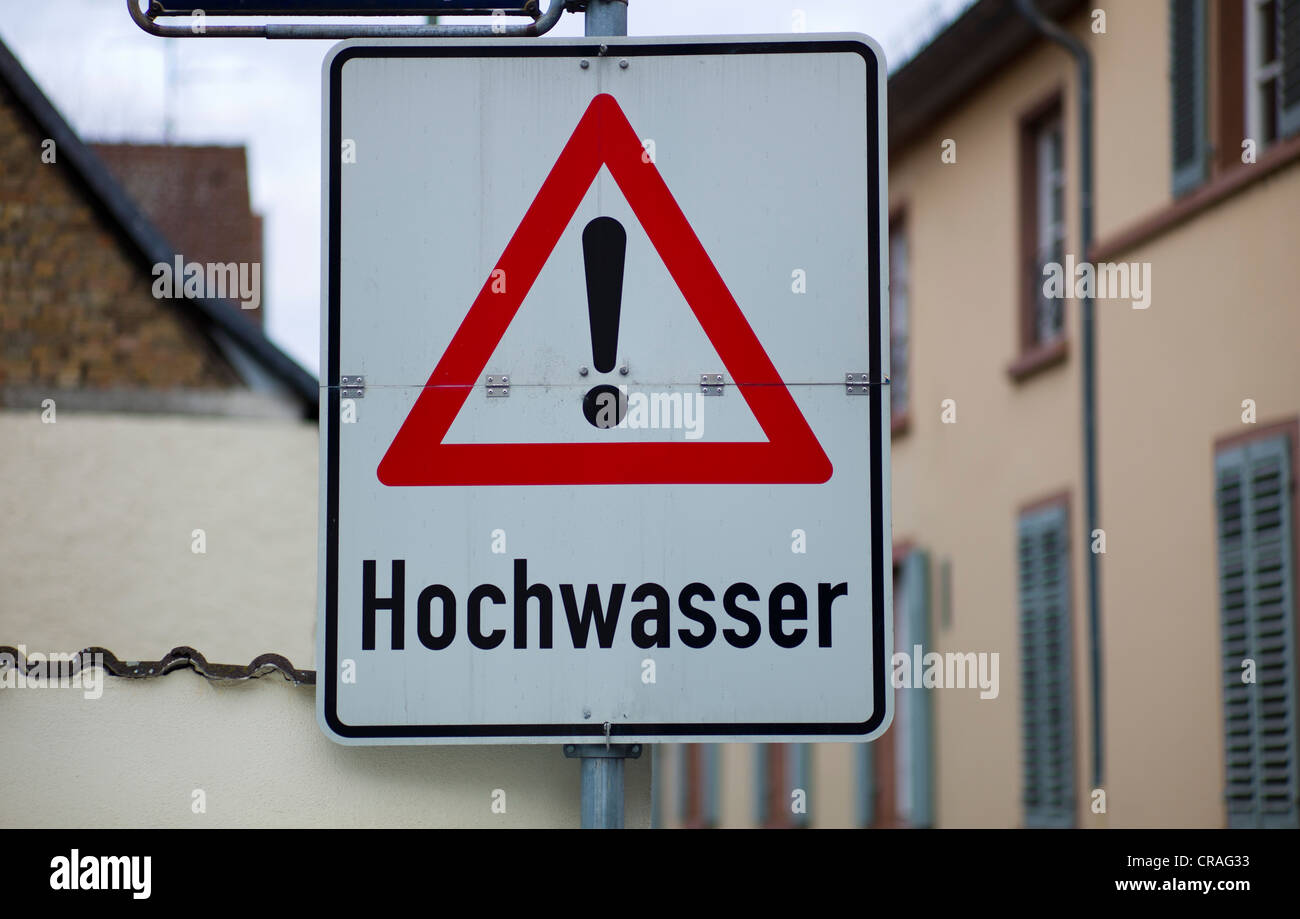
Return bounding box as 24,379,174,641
0,645,315,686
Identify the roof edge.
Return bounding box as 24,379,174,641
0,36,319,417
888,0,1091,153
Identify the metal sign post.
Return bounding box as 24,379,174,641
571,0,635,833
584,0,628,37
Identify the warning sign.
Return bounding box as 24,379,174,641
319,35,891,745
379,93,830,487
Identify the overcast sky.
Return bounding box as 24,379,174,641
0,0,971,373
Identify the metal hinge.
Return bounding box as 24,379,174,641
486,374,510,398
341,375,365,398
845,372,876,395
700,373,725,396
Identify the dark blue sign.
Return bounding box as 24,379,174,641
156,1,534,14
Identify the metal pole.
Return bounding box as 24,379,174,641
1013,0,1103,792
584,756,623,827
584,0,627,36
564,741,642,829
563,0,636,832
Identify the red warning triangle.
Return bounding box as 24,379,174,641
378,93,832,487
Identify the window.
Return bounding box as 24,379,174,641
1171,0,1210,194
1169,0,1300,196
1031,116,1066,346
889,218,910,424
1246,0,1288,147
1282,1,1300,138
894,558,917,822
755,743,787,827
1246,0,1283,144
1013,93,1068,379
1215,427,1299,828
1018,500,1076,827
679,743,719,828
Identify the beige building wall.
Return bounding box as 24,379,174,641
1091,1,1173,239
888,20,1091,828
616,3,1300,832
0,408,650,827
1095,165,1300,827
890,0,1300,830
660,10,1106,831
718,743,757,828
810,744,858,829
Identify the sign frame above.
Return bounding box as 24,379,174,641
155,1,537,14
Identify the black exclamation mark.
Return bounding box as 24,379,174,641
581,216,628,429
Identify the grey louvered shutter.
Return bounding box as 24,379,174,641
753,745,769,825
1019,504,1076,827
1281,0,1300,138
650,746,663,828
857,744,876,827
788,744,813,827
1216,435,1300,828
1170,0,1208,195
676,744,689,824
903,549,935,827
703,743,720,827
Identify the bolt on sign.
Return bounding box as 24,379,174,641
318,35,891,744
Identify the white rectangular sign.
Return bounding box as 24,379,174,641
318,34,891,744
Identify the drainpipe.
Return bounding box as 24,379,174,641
1013,0,1103,793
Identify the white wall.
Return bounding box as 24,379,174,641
0,672,650,828
0,409,319,665
0,409,650,827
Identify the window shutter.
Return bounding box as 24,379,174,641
1281,0,1300,137
674,744,721,827
857,744,876,827
1216,435,1300,828
787,744,813,827
1170,0,1208,195
703,744,720,827
1019,504,1076,827
651,745,663,828
903,549,935,827
676,744,690,825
